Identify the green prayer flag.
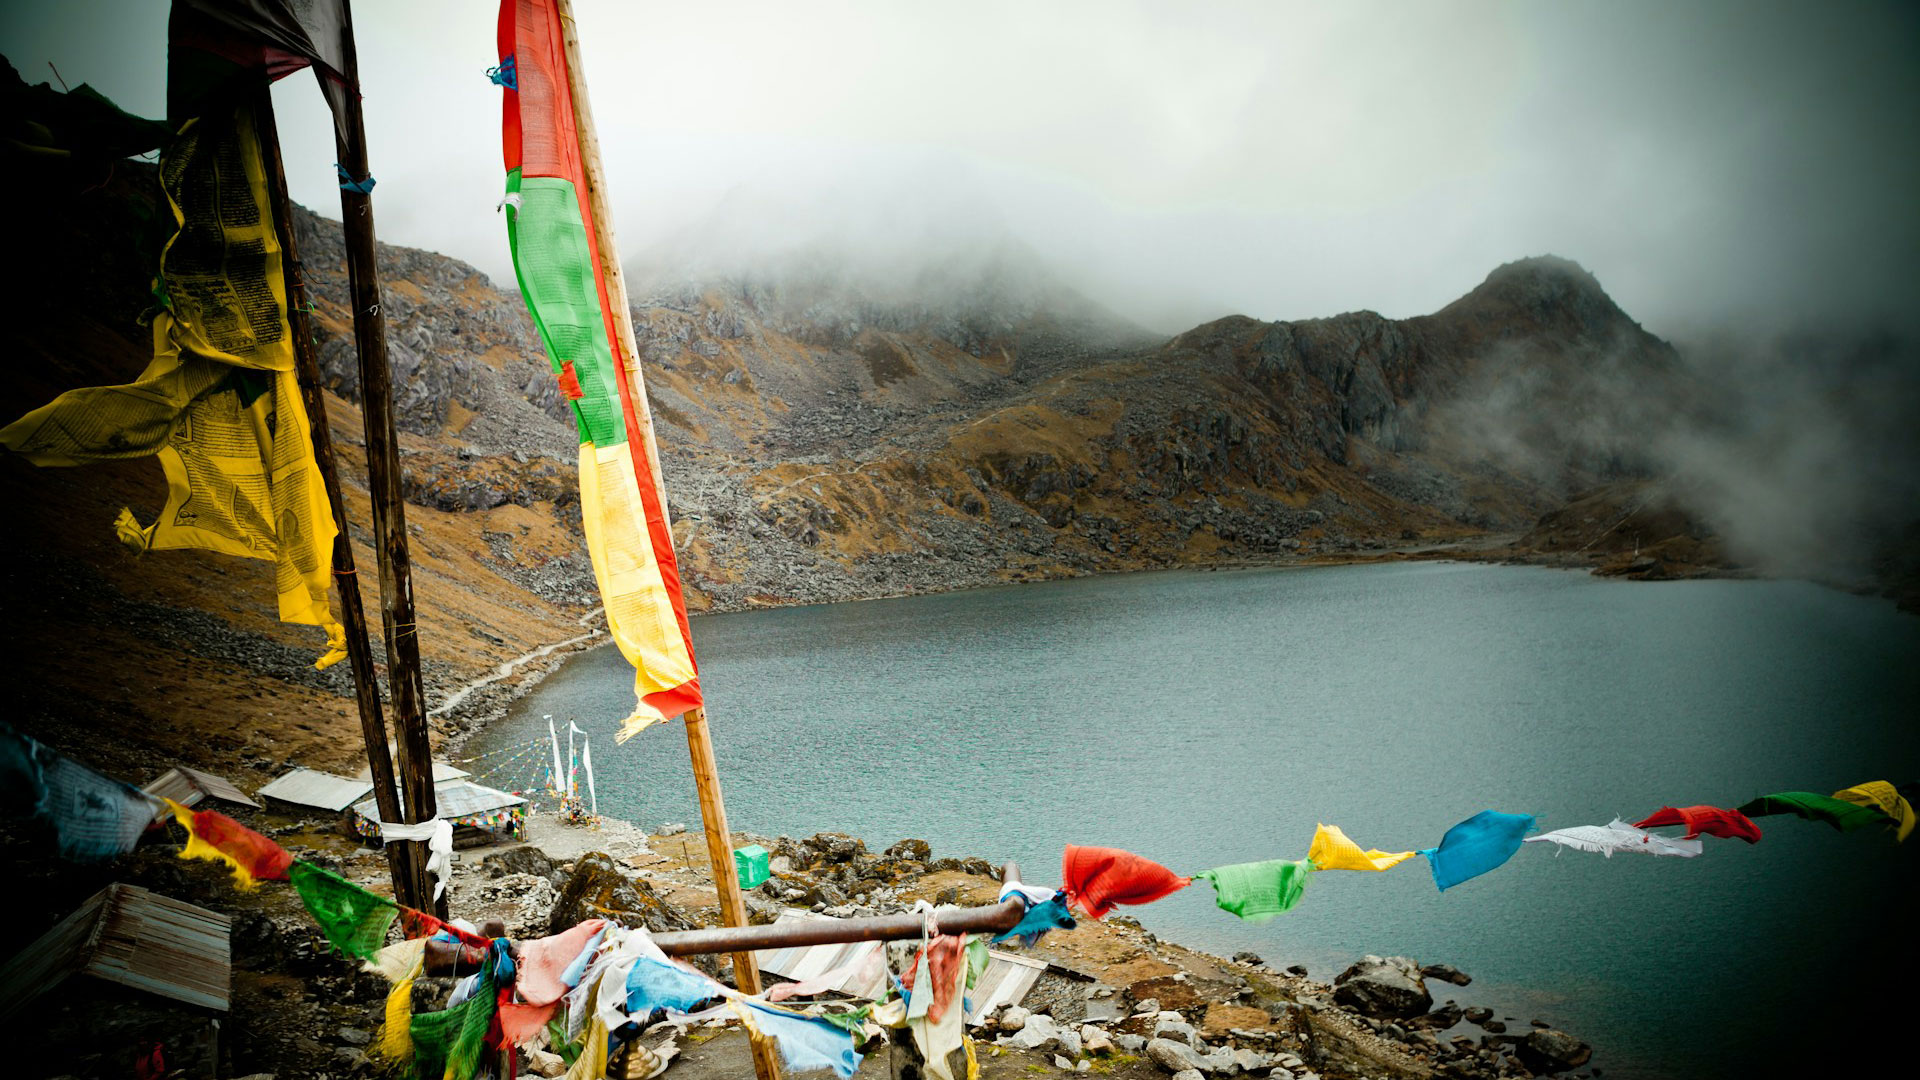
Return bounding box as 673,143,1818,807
289,860,399,960
411,967,496,1080
1737,792,1890,832
1194,859,1314,923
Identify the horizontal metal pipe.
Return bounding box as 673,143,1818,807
652,861,1024,957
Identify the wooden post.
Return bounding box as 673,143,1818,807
553,4,778,1077
327,0,443,917
249,86,420,910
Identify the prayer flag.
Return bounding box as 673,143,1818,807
1061,845,1192,920
497,0,701,739
164,797,293,888
1738,791,1891,833
1194,859,1313,923
1523,818,1703,858
1306,823,1417,872
0,104,344,668
1422,810,1536,891
290,860,399,960
1831,781,1915,842
1632,805,1762,844
32,747,155,862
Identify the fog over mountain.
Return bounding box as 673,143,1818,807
5,0,1917,336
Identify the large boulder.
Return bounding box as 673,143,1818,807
1146,1038,1209,1074
999,1013,1080,1057
1517,1029,1592,1074
1332,955,1432,1019
547,852,698,936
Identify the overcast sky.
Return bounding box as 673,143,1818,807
4,0,1916,336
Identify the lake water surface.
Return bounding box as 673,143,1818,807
473,562,1919,1078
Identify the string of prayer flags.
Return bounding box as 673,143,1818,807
1738,791,1891,833
1307,823,1418,872
1523,818,1703,858
1830,781,1915,842
1632,805,1763,844
291,860,400,961
497,0,704,739
164,797,293,888
1061,844,1192,919
1194,859,1314,923
1421,811,1536,891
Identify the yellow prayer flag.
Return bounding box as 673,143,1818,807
1832,781,1915,842
1307,823,1418,872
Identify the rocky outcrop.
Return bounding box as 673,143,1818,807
1333,955,1433,1019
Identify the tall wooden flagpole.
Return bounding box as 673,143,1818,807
554,4,780,1077
328,0,444,917
250,84,424,911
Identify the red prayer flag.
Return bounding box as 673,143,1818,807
1633,805,1763,844
167,800,292,887
1062,844,1192,920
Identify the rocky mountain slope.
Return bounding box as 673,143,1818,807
3,145,1685,786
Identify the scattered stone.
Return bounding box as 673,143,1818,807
1133,997,1161,1015
1420,963,1472,986
1231,950,1263,967
654,822,687,836
1146,1037,1208,1073
1332,955,1432,1019
1286,965,1309,977
1464,1006,1494,1025
481,845,557,880
525,1048,567,1078
1171,1071,1204,1080
1518,1029,1593,1073
334,1027,370,1047
1053,1055,1073,1070
1115,1034,1148,1054
1482,1020,1507,1034
999,1005,1030,1032
1153,1016,1199,1046
999,1013,1080,1057
1081,1025,1113,1055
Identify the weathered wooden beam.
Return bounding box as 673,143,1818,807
326,0,440,916
249,85,416,909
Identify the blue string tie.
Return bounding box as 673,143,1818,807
335,163,376,194
487,55,518,90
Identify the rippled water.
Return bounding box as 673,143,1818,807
473,562,1919,1077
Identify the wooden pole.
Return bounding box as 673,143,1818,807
327,0,442,917
249,85,420,909
552,5,778,1077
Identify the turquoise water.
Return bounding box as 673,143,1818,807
473,562,1919,1077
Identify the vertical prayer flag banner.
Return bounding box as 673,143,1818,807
0,104,344,669
496,0,701,739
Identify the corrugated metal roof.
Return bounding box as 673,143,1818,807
0,884,231,1018
752,908,1046,1023
351,779,525,827
257,768,374,812
142,766,260,820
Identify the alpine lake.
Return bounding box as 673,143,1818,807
473,561,1920,1078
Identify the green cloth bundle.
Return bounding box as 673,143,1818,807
410,963,497,1080
1194,859,1314,923
289,860,400,960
